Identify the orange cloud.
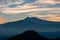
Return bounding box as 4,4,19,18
43,15,60,22
45,14,60,22
0,17,6,24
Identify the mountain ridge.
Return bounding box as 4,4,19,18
0,17,60,25
0,17,60,40
0,17,60,30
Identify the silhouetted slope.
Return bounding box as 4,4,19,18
7,30,50,40
0,17,60,28
55,38,60,40
40,31,60,39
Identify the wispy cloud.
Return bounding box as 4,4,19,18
1,7,60,14
34,0,60,5
0,0,60,22
0,0,24,7
0,0,60,8
1,4,37,14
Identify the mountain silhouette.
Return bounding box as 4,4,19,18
7,30,50,40
0,17,60,28
0,17,60,40
0,17,60,31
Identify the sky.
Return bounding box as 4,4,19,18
0,0,60,24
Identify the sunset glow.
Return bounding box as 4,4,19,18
0,0,60,24
0,17,6,24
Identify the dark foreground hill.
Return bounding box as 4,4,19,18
7,30,50,40
55,38,60,40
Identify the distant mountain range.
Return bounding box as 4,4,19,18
0,17,60,31
0,17,60,40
